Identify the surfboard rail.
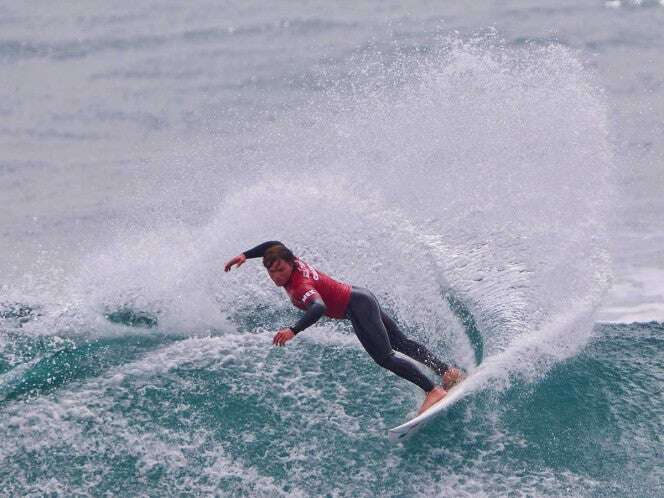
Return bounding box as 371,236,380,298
387,374,475,442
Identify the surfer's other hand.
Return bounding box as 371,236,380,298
224,254,246,272
273,328,295,347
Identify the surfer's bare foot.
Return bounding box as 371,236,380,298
417,387,447,415
442,368,464,390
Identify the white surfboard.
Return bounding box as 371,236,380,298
388,372,477,442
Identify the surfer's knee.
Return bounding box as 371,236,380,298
389,335,410,352
373,351,397,369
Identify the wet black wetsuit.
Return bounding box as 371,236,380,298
345,286,448,392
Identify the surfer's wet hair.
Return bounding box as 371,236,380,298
263,244,295,269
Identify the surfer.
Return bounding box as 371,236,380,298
225,241,463,415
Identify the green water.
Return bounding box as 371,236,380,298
1,303,661,497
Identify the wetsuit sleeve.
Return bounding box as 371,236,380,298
242,241,283,259
290,297,327,334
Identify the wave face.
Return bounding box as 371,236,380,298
3,29,650,497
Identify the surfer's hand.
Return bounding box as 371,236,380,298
224,254,246,272
273,328,295,346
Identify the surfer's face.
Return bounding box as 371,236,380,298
268,258,293,287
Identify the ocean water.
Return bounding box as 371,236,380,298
1,1,663,497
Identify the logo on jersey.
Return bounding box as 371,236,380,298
296,259,319,280
301,289,318,304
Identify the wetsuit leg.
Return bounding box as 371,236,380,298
347,288,435,392
380,310,449,377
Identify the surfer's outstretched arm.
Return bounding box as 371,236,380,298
243,240,284,259
273,297,327,346
291,297,327,335
224,240,283,271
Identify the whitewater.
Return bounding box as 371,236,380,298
1,2,663,497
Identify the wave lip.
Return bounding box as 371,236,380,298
596,302,664,325
597,267,664,324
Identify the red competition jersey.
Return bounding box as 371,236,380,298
284,258,351,319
